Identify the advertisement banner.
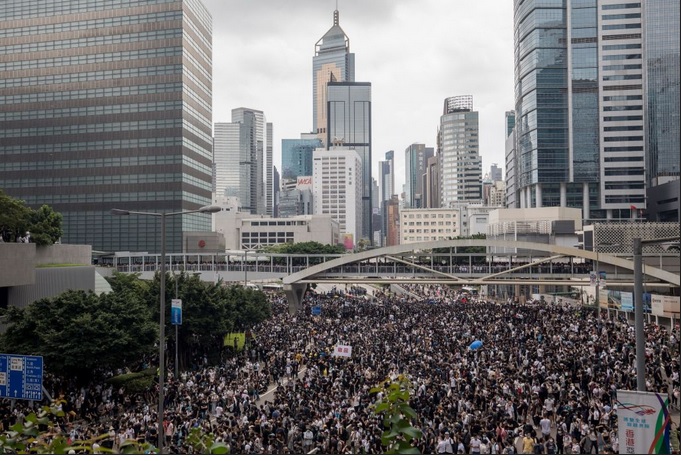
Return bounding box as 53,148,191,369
171,299,182,325
651,295,681,318
224,332,246,350
333,344,352,357
589,271,597,288
620,291,634,312
599,271,607,289
616,390,671,454
343,233,354,250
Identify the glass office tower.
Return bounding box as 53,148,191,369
643,1,681,185
438,96,482,206
514,0,681,220
312,9,355,141
281,138,323,181
326,82,371,240
0,0,213,253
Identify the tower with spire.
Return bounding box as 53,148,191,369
312,7,355,142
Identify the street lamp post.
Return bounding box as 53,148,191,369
111,204,220,452
632,235,680,392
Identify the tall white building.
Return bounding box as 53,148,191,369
312,147,362,244
438,95,482,207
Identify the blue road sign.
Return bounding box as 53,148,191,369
0,354,43,401
171,299,182,325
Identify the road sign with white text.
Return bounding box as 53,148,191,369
0,354,43,401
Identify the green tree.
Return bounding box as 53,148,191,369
0,403,226,454
264,241,345,265
0,189,31,243
28,204,63,246
370,375,423,454
1,289,157,381
355,238,371,252
146,272,271,370
0,190,63,245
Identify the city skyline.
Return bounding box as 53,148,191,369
204,0,514,194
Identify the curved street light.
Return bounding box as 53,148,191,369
111,204,220,452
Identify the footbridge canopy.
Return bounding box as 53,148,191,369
283,239,680,313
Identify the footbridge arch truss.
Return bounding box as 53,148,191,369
283,239,680,312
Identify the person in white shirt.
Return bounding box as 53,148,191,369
469,434,481,454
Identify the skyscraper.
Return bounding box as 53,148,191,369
312,147,362,245
643,1,681,185
214,108,270,215
378,151,395,246
326,81,372,239
265,122,274,216
404,143,434,209
0,0,213,253
490,164,503,182
281,138,323,181
312,8,355,141
512,0,680,221
438,96,482,206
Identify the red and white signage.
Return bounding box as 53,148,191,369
296,176,313,190
333,344,352,357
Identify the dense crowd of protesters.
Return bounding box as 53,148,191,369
0,286,679,454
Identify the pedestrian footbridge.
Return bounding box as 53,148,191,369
281,239,680,313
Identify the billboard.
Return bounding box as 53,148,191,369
343,233,354,250
620,291,634,312
616,390,670,454
651,294,681,318
296,176,313,190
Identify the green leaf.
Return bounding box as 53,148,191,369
373,402,389,413
398,426,422,439
210,442,229,454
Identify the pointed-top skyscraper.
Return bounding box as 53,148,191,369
312,8,355,141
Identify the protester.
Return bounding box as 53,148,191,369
0,287,679,455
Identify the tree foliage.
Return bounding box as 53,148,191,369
0,189,62,245
263,241,345,265
1,288,157,381
370,375,423,454
145,272,271,369
0,403,227,454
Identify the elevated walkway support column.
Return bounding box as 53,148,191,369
284,283,308,315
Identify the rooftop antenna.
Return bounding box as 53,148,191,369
334,1,339,25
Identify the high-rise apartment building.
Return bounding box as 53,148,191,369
438,96,482,206
281,138,323,181
326,82,372,240
404,143,434,209
312,148,362,244
312,9,355,141
0,0,213,253
512,0,680,221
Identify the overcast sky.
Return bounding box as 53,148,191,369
203,0,514,192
